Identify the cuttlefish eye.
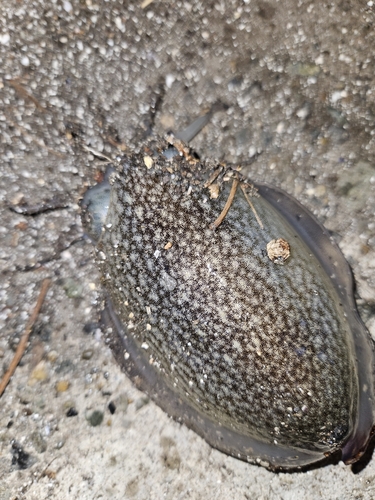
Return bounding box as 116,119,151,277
80,167,114,243
81,133,374,471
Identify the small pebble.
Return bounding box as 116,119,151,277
0,33,10,45
56,380,70,392
34,324,52,342
21,56,30,67
35,397,46,409
87,410,104,427
81,348,94,360
10,192,24,205
62,278,83,299
11,441,35,470
66,407,78,417
83,322,100,334
28,361,49,385
63,1,72,13
306,185,327,198
113,393,129,413
55,359,74,374
18,387,33,405
47,350,58,363
135,396,150,411
165,74,175,88
108,401,116,414
55,440,65,449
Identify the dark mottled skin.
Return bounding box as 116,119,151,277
96,139,357,453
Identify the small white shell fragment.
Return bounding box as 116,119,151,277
208,183,220,199
144,155,153,169
266,238,291,264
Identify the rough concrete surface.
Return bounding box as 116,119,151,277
1,0,375,498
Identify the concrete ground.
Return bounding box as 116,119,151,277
0,0,375,498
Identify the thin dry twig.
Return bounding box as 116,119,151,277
210,178,239,230
204,166,223,188
81,143,114,163
8,78,46,112
240,184,264,229
0,278,51,398
38,456,58,481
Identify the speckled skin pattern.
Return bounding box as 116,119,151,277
96,139,357,454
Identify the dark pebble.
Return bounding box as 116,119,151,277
55,359,74,374
83,322,100,334
88,410,104,426
66,407,78,417
108,401,116,414
33,323,52,341
11,441,34,470
81,348,94,360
